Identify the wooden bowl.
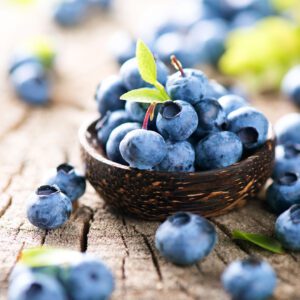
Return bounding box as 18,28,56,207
79,119,275,221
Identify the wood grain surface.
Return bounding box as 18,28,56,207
0,1,300,299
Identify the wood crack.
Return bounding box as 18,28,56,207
79,206,94,252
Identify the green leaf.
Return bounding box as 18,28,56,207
232,230,285,254
136,39,157,85
20,248,82,267
120,88,167,103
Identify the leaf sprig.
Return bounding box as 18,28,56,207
120,40,170,104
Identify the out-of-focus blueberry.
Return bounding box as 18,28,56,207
218,94,249,115
205,80,228,99
275,113,300,145
281,66,300,107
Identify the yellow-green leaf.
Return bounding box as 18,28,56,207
232,230,285,254
136,40,157,85
120,88,167,103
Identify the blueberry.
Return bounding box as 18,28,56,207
61,255,114,300
195,131,243,170
156,141,195,172
275,113,300,145
218,94,249,115
9,272,67,300
153,32,198,68
53,0,88,27
281,66,300,106
275,204,300,250
221,257,277,300
8,53,41,74
231,10,262,29
119,129,167,170
10,62,50,105
27,185,72,230
273,144,300,179
96,110,131,146
106,122,141,164
155,212,217,265
87,0,112,9
95,76,127,116
125,101,147,122
194,98,227,138
120,57,168,90
47,163,86,202
228,107,269,150
205,80,228,99
166,69,209,105
156,100,198,141
187,19,228,65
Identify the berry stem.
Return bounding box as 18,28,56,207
171,55,185,77
142,103,156,130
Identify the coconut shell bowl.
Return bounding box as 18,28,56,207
79,119,275,221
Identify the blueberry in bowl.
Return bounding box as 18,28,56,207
79,40,275,221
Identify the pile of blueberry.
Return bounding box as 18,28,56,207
95,44,269,172
27,163,86,230
112,0,277,67
53,0,112,27
9,249,114,300
9,51,54,106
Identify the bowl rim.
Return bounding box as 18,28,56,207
79,118,275,177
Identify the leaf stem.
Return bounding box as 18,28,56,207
171,55,185,77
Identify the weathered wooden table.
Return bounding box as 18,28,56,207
1,1,300,299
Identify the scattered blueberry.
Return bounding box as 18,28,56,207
62,255,114,300
275,113,300,145
96,110,131,146
221,257,277,300
194,98,227,138
10,62,51,105
218,94,249,116
119,129,167,170
275,204,300,251
9,53,41,75
95,76,127,116
9,272,67,300
47,163,86,202
282,65,300,106
155,212,217,265
228,107,269,150
27,185,72,230
156,100,198,141
120,57,168,90
106,122,141,164
87,0,112,9
195,131,243,170
156,141,195,172
166,68,208,105
273,144,300,179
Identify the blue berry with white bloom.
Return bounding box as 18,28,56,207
275,113,300,145
218,94,249,116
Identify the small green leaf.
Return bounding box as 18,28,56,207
136,40,157,85
120,88,167,103
232,230,285,254
20,248,82,267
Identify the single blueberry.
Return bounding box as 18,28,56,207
156,140,195,172
155,212,217,265
231,10,263,29
281,65,300,106
156,100,198,141
119,129,167,170
267,172,300,215
120,57,168,90
27,185,72,230
125,102,147,122
194,98,227,138
10,62,50,105
166,69,209,105
106,122,141,164
61,255,114,300
221,257,277,300
96,110,131,146
205,80,228,99
47,163,86,202
87,0,112,9
53,0,88,27
8,53,41,75
218,94,249,115
228,107,269,150
195,131,243,170
95,76,127,116
275,204,300,250
9,272,67,300
275,113,300,145
272,144,300,179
